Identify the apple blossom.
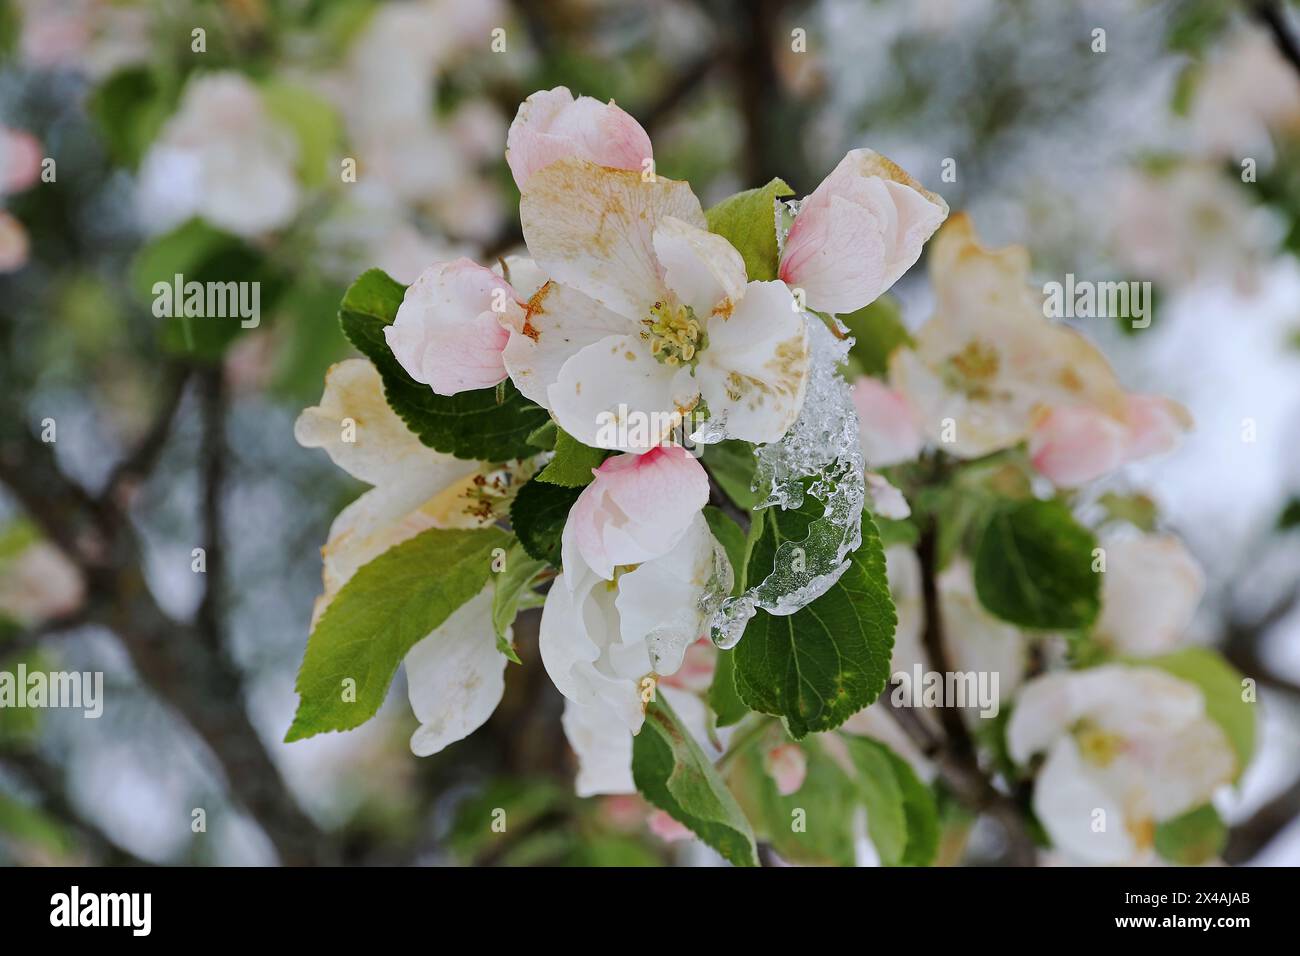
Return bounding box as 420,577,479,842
1094,532,1204,657
1008,665,1236,864
517,157,810,450
852,375,924,467
890,214,1129,458
764,744,808,796
136,72,300,239
779,149,948,315
506,86,653,191
560,445,710,582
384,258,526,395
540,513,731,731
1028,394,1192,488
295,359,531,755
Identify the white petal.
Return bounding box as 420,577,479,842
538,570,645,730
405,589,506,757
548,334,698,451
561,698,634,796
501,280,631,407
1034,737,1137,864
698,280,809,444
294,359,444,487
615,513,727,676
519,157,705,319
652,215,747,316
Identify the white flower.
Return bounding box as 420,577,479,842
1094,532,1204,657
890,214,1128,458
515,158,810,450
136,73,300,239
295,359,528,755
1008,665,1236,864
540,512,730,731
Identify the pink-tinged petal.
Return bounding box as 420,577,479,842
383,258,521,395
647,810,693,842
0,212,29,273
1028,405,1128,487
519,158,705,320
547,333,698,452
506,87,653,190
852,376,924,466
779,149,948,315
652,216,747,317
764,744,808,796
561,445,709,582
1,128,42,195
1123,394,1192,462
659,638,717,692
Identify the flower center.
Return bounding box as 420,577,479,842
1074,720,1125,767
941,338,1001,400
641,300,707,368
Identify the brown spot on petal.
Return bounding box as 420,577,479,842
522,281,554,341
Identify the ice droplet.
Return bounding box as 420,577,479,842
709,316,865,648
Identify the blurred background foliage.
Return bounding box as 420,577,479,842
0,0,1299,865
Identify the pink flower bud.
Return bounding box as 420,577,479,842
506,87,652,191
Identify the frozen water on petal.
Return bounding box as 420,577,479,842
646,531,735,671
709,317,866,648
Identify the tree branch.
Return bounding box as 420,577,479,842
1251,1,1300,79
885,522,1038,865
0,400,330,865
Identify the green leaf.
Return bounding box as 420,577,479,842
703,506,747,596
491,542,547,663
733,508,896,738
260,80,341,187
730,737,858,866
709,650,749,729
973,498,1100,630
87,67,176,169
1097,491,1158,532
840,735,939,866
510,479,582,567
535,428,607,487
882,745,940,866
285,526,508,741
702,440,761,511
840,296,912,375
1154,804,1227,865
133,219,286,361
339,269,549,461
704,178,793,281
526,420,558,451
632,696,758,867
1147,647,1255,776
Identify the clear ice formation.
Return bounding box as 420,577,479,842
708,316,866,648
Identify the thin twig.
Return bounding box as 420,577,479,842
1251,1,1300,78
